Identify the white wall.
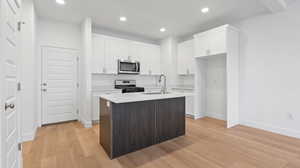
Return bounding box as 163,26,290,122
20,0,37,142
234,2,300,138
205,55,227,120
37,20,81,49
36,19,81,126
80,18,92,128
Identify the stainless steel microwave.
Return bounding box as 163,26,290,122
118,60,140,74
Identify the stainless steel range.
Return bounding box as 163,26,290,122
114,80,145,93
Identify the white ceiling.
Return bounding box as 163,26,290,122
34,0,270,41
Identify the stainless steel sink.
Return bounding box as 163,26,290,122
143,92,171,95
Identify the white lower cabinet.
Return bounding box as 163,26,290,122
185,95,194,116
172,89,195,117
92,90,122,121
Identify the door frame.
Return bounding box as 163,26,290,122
37,46,80,126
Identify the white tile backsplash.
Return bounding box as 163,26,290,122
178,75,195,88
92,74,195,92
92,74,161,91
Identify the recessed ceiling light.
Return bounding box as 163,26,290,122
56,0,66,5
160,27,166,32
201,7,210,13
120,16,127,22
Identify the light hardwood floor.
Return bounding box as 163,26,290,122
23,117,300,168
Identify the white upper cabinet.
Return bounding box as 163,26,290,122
147,44,161,75
105,37,130,74
128,41,142,61
106,37,130,61
92,33,161,75
138,43,161,75
138,43,150,75
194,25,227,57
178,39,195,75
92,34,106,73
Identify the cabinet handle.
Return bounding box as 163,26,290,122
187,69,190,75
206,49,210,56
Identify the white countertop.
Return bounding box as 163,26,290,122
99,92,188,103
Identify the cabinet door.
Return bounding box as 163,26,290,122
195,26,227,57
108,37,129,61
128,41,141,61
106,37,129,74
209,27,227,56
156,98,185,143
139,44,153,75
178,40,194,75
112,101,156,158
149,45,161,75
185,96,194,116
194,32,211,57
142,44,161,75
92,35,105,73
100,99,112,158
186,40,195,74
178,42,188,75
188,39,196,74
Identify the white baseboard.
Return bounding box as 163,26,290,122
241,120,300,139
194,114,205,120
81,120,92,128
92,120,100,124
206,112,226,121
22,127,37,142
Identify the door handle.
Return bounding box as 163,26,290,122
5,103,15,111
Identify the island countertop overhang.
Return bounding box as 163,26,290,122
99,92,189,103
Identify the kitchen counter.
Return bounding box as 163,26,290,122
100,92,187,104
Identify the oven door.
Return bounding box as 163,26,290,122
118,60,140,74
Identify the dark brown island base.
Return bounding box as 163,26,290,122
100,97,186,159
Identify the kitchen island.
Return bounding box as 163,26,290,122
99,92,186,159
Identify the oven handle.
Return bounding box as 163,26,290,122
118,60,121,73
136,62,140,73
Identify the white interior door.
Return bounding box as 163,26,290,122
41,47,78,125
1,0,22,167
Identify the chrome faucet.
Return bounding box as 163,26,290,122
158,74,167,94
